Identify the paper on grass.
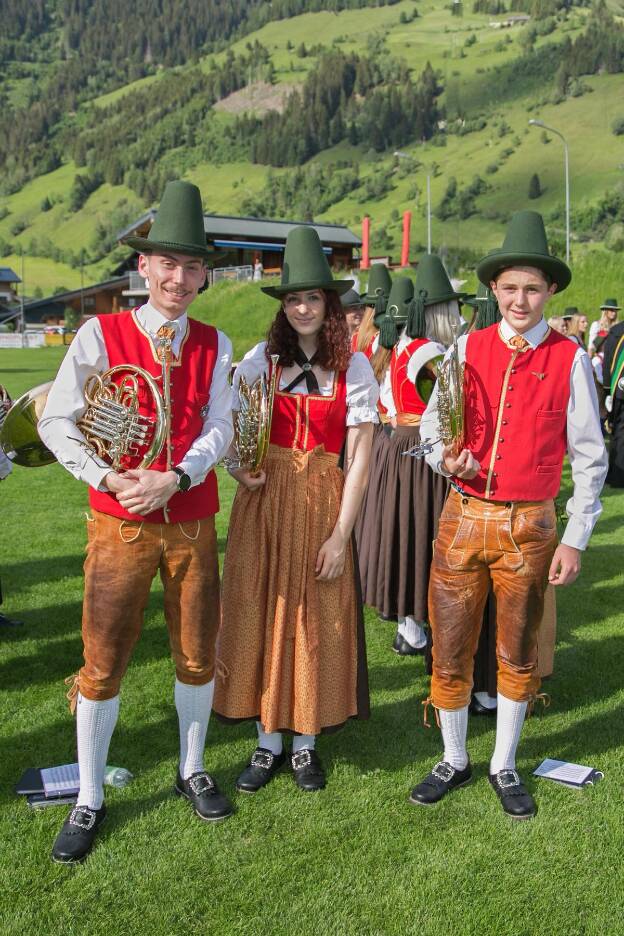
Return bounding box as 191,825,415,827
533,758,603,787
41,763,80,796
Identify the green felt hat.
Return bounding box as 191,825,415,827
476,210,571,292
379,277,414,348
563,306,580,317
360,264,393,305
414,254,462,306
261,226,353,298
123,180,211,258
600,298,620,309
464,283,501,330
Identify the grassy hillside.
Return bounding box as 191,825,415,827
1,0,623,297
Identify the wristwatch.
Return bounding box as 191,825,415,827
173,466,192,492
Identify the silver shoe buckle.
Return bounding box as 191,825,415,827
251,751,274,770
69,806,97,831
432,762,455,783
497,769,521,789
291,750,312,770
189,773,215,795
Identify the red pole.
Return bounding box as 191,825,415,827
401,211,411,267
361,216,370,270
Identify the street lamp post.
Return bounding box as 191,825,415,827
394,150,432,253
528,119,570,265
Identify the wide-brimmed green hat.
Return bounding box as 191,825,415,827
414,254,463,306
476,210,571,292
464,283,501,329
123,180,211,258
360,264,392,305
261,226,353,298
563,306,580,317
600,298,620,310
379,277,414,348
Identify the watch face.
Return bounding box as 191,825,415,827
178,473,191,492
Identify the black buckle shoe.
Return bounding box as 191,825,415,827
236,747,286,793
51,804,106,864
291,749,326,792
469,695,497,717
391,633,426,657
489,769,536,820
409,760,472,806
175,771,234,822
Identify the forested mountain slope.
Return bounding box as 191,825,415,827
1,0,623,296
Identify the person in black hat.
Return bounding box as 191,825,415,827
38,180,236,862
214,226,378,794
602,312,624,486
413,211,607,820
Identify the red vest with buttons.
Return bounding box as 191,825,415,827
89,310,220,523
270,367,348,454
460,324,578,501
390,337,430,417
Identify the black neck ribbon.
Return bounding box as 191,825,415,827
281,346,320,394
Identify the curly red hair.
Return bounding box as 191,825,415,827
266,290,352,371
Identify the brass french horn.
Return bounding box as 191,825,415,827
0,367,167,470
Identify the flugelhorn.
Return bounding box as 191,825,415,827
230,354,279,473
0,366,167,469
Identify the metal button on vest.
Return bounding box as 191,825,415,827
508,386,514,391
499,437,504,443
496,454,502,460
505,403,511,408
502,419,508,425
511,369,516,374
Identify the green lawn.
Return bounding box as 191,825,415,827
0,348,622,936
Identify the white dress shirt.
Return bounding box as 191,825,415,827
419,318,608,551
38,302,234,491
234,342,379,425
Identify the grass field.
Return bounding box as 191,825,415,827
0,347,622,935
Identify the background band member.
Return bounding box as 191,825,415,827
38,181,235,862
411,211,607,820
214,227,378,794
602,309,624,487
376,259,462,655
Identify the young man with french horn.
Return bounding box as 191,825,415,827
38,181,235,862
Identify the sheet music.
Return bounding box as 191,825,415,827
41,763,80,796
533,758,597,785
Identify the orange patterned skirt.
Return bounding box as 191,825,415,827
214,444,368,735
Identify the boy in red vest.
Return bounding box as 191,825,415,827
39,181,234,862
412,211,607,819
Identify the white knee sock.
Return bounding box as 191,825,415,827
474,691,497,710
76,693,120,810
256,723,283,755
489,693,527,775
292,734,316,753
439,706,469,770
175,678,214,780
398,615,427,649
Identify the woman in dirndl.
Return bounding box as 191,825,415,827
214,227,378,794
350,264,394,607
376,258,463,656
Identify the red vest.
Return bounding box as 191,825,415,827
390,337,430,418
270,368,348,454
460,324,578,501
89,310,220,523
